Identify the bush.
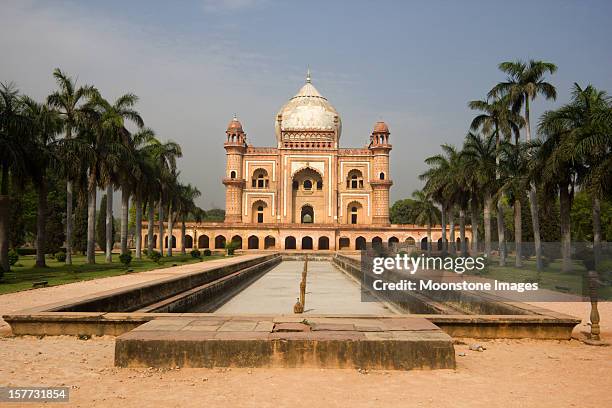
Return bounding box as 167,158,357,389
224,240,240,256
148,250,162,264
203,249,212,257
191,249,201,259
54,252,67,262
16,247,37,256
119,252,132,266
8,250,19,266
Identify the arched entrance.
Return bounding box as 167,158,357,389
406,237,416,246
318,236,329,250
372,236,382,248
285,236,296,250
301,205,314,224
184,235,193,249
264,236,276,249
421,237,428,250
356,236,366,250
248,235,259,249
215,235,226,249
198,235,209,249
302,236,313,250
164,235,177,248
232,235,243,249
339,237,350,250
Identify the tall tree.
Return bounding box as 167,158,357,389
489,59,557,270
175,183,202,255
47,69,97,265
410,190,440,254
461,131,497,258
22,97,62,267
0,83,29,274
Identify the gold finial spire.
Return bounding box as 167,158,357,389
233,113,238,121
306,66,311,84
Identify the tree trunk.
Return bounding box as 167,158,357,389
158,199,164,256
105,184,113,263
147,201,154,254
449,210,455,255
514,198,522,268
440,205,447,254
35,179,47,267
459,208,467,256
427,224,432,255
497,199,506,266
484,194,492,258
592,196,601,268
524,98,543,271
120,187,129,255
65,180,73,265
86,174,96,264
181,219,186,255
135,196,142,259
0,163,9,274
470,202,478,255
166,205,173,257
559,183,572,272
528,187,543,271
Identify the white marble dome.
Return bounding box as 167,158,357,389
275,72,342,141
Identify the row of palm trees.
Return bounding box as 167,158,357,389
416,59,611,271
0,69,202,273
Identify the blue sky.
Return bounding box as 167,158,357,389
2,0,611,208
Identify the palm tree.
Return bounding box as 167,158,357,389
469,96,524,266
22,97,62,267
411,189,440,254
151,140,182,256
420,144,462,254
461,131,497,258
94,94,144,262
129,129,158,259
538,83,611,270
175,183,202,255
489,59,557,270
0,83,29,274
498,141,530,267
567,84,612,266
47,69,97,265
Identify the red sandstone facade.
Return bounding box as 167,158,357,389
145,73,471,251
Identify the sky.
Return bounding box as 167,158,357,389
2,0,612,209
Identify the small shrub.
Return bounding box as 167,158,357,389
191,249,201,258
119,252,133,266
55,252,67,262
148,250,162,264
224,240,239,256
142,249,149,257
16,247,36,256
203,249,212,257
8,250,19,266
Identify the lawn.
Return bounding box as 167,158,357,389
467,257,612,300
0,252,227,295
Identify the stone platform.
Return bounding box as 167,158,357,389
115,316,456,370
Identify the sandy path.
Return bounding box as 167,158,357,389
0,334,610,408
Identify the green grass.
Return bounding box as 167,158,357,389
0,252,227,295
466,257,612,300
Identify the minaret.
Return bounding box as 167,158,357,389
223,115,246,223
369,121,392,225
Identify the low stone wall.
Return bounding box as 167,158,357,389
52,254,281,313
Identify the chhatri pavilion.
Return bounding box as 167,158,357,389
146,72,466,251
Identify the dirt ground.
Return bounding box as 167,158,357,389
1,261,611,407
0,333,610,408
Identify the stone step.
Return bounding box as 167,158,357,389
114,316,456,370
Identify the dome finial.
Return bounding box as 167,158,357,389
233,113,237,120
306,66,311,84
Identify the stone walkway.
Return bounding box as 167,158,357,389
0,254,266,335
215,261,394,315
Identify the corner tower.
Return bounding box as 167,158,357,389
223,115,246,223
369,121,392,225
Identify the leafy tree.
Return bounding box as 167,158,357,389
390,199,418,224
